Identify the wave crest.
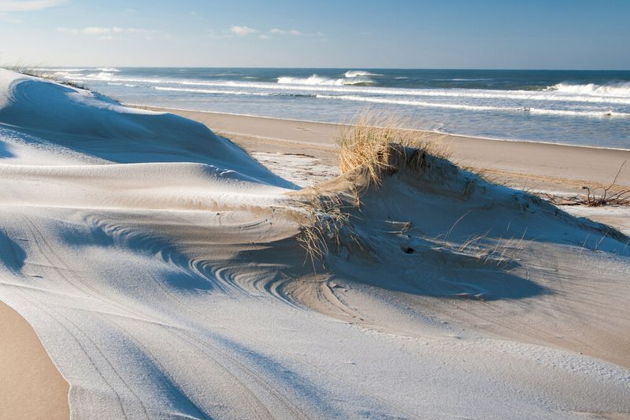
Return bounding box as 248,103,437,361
277,73,376,86
344,70,381,78
549,82,630,98
98,67,121,73
316,94,630,118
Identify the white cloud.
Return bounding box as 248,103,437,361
229,25,257,36
270,28,303,36
215,25,323,40
269,28,323,37
57,26,157,36
84,26,118,35
0,0,65,12
57,26,159,39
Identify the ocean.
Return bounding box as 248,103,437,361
39,67,630,149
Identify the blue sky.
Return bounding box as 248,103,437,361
1,0,629,69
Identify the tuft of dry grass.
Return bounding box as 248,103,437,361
337,111,448,188
297,112,451,266
296,190,351,268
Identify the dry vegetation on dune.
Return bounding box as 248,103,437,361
294,113,629,269
543,160,630,207
337,112,449,187
296,113,453,266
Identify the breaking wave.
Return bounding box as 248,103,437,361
58,72,630,105
316,94,630,118
154,86,315,98
547,82,630,98
277,72,376,86
344,70,381,77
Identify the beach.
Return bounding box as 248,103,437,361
3,0,630,416
1,70,630,419
0,302,69,419
144,106,630,233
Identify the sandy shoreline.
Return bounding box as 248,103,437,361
0,302,69,419
143,106,630,233
141,106,630,191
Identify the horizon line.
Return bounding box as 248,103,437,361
19,65,630,72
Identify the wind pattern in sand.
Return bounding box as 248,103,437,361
1,70,630,418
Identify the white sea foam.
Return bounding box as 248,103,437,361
316,94,513,112
344,70,381,77
75,71,120,81
55,72,630,122
46,70,630,104
68,74,175,85
59,73,630,105
316,94,630,118
154,86,274,96
36,67,87,72
277,74,375,86
434,78,494,81
549,82,630,98
277,75,343,86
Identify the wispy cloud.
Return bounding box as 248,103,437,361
230,25,257,36
57,26,161,41
0,0,65,12
208,25,324,40
270,28,323,37
225,25,324,40
270,28,303,36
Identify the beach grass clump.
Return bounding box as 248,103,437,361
297,112,450,266
337,112,446,188
296,190,353,266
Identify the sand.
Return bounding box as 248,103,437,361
2,71,630,419
0,302,69,419
143,106,630,233
141,107,630,192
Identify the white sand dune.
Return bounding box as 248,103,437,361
1,69,629,419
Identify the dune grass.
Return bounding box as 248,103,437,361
337,111,448,188
296,112,449,267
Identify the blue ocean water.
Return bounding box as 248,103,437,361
40,67,630,149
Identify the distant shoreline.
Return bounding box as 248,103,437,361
136,105,630,191
126,103,630,153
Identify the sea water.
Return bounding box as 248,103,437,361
39,67,630,149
